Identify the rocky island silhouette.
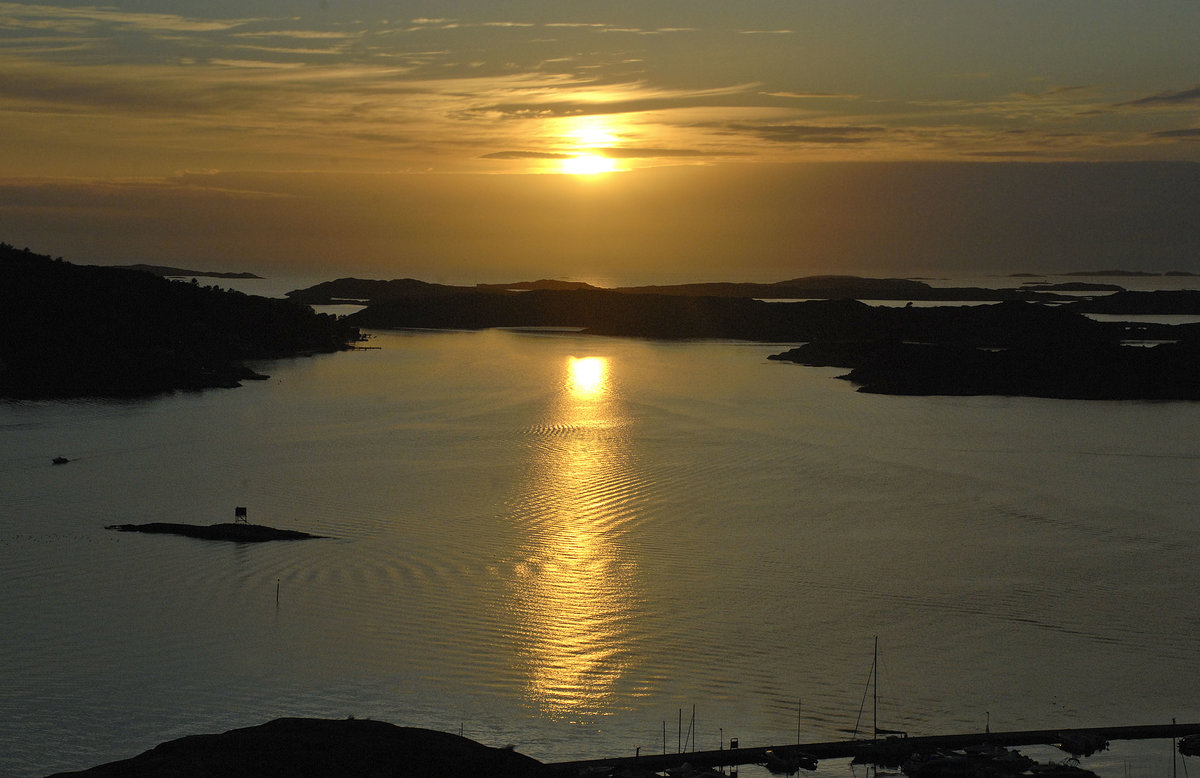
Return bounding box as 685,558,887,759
4,242,1198,401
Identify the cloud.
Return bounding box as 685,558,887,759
720,123,888,144
762,90,860,101
1152,128,1200,140
0,2,249,34
480,147,726,161
459,83,761,121
1118,84,1200,108
480,151,573,160
596,147,723,158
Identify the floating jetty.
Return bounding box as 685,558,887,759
546,722,1200,776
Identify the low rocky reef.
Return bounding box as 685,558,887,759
105,522,325,542
46,717,553,778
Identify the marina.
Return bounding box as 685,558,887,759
547,723,1200,777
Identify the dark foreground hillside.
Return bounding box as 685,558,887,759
0,244,360,399
45,717,553,778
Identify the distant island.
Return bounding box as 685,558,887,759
105,522,325,542
110,263,263,279
1018,282,1125,292
286,275,1076,305
0,243,361,399
46,717,552,778
1063,269,1198,277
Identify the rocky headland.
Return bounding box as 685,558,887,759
0,244,362,399
109,264,263,279
45,717,553,778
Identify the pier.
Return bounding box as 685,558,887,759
546,722,1200,776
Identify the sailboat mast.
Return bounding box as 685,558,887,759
873,635,879,741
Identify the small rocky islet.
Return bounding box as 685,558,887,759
104,522,325,542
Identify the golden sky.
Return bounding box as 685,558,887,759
2,1,1198,281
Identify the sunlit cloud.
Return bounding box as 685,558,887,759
762,90,860,100
2,0,1199,183
0,2,248,33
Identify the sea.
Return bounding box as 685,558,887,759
2,275,1199,777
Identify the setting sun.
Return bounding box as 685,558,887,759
560,154,619,176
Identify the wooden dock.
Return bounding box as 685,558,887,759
546,721,1200,776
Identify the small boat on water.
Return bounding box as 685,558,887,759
52,456,69,465
763,747,818,774
1054,733,1108,758
901,747,1035,778
1028,760,1100,778
1180,733,1200,757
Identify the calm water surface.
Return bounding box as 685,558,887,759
2,329,1199,777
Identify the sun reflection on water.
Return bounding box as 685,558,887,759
507,354,641,718
567,356,607,397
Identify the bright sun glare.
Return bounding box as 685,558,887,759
560,154,618,176
554,116,624,175
567,356,607,396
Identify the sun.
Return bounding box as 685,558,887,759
560,154,618,176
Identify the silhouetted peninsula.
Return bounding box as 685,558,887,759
1069,290,1200,315
1064,269,1192,277
286,275,1071,305
1020,282,1125,292
111,264,263,279
0,244,361,399
105,522,325,542
46,717,552,778
770,340,1200,400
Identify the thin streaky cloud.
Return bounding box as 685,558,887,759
0,2,251,33
1152,128,1200,139
1118,84,1200,108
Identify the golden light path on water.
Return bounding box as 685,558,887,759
508,355,640,718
